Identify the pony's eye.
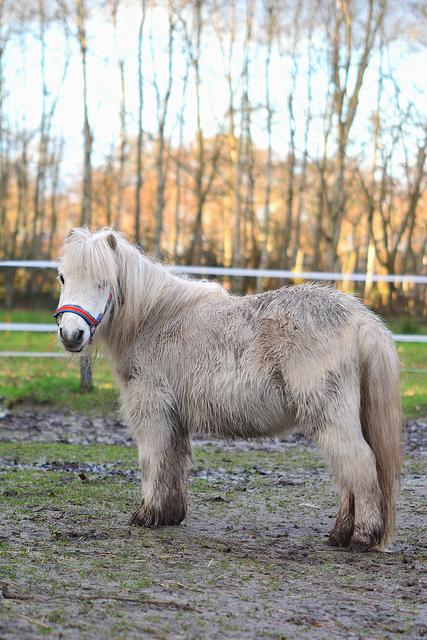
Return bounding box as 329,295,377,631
59,274,65,285
98,281,107,289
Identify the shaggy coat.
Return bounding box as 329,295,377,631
55,227,403,551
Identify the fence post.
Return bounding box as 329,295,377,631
80,356,93,392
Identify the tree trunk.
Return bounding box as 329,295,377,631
152,2,173,259
256,1,273,293
134,0,146,246
77,0,92,227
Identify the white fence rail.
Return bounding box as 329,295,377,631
2,259,427,283
0,323,56,332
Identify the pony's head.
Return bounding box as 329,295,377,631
55,228,122,352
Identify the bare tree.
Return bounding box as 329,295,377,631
318,0,388,272
0,0,13,260
152,0,174,260
172,39,190,261
232,0,255,290
135,0,147,245
276,0,311,271
291,1,314,272
76,0,93,227
256,0,274,292
212,0,256,288
357,57,427,312
186,0,224,265
47,135,65,258
212,0,236,268
31,0,48,259
109,0,127,231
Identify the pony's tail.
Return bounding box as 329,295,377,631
359,323,403,550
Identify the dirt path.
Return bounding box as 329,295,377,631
1,410,427,639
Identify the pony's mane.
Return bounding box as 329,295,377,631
60,227,228,347
60,227,120,287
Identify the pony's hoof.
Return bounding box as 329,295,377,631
328,526,353,549
348,526,382,552
130,502,186,528
328,534,352,549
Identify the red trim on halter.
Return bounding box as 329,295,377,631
54,305,98,326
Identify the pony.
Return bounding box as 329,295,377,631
54,227,402,551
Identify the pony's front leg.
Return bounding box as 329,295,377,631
124,387,191,528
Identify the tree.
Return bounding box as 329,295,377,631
317,0,389,271
134,0,147,246
109,0,127,231
230,0,255,289
152,0,174,259
185,0,224,265
256,0,274,292
32,0,68,259
76,0,93,227
0,0,14,261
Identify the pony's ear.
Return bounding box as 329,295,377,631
66,228,76,239
106,232,117,252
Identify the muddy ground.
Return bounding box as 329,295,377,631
1,409,427,639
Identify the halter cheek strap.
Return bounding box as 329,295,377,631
54,288,118,345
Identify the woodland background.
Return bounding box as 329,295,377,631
1,0,427,314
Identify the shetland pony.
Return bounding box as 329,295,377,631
55,227,402,551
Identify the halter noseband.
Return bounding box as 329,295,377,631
54,288,118,345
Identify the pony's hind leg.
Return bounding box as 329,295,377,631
317,412,384,551
123,383,191,528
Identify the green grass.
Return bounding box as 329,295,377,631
1,309,427,419
0,309,119,412
0,350,119,412
0,441,137,465
396,341,427,419
0,309,56,324
385,318,427,418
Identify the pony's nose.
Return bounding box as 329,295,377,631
59,326,85,350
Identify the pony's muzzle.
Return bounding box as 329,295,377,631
58,325,87,352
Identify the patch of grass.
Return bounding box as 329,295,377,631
0,325,119,411
0,310,56,324
0,440,137,465
397,342,427,418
